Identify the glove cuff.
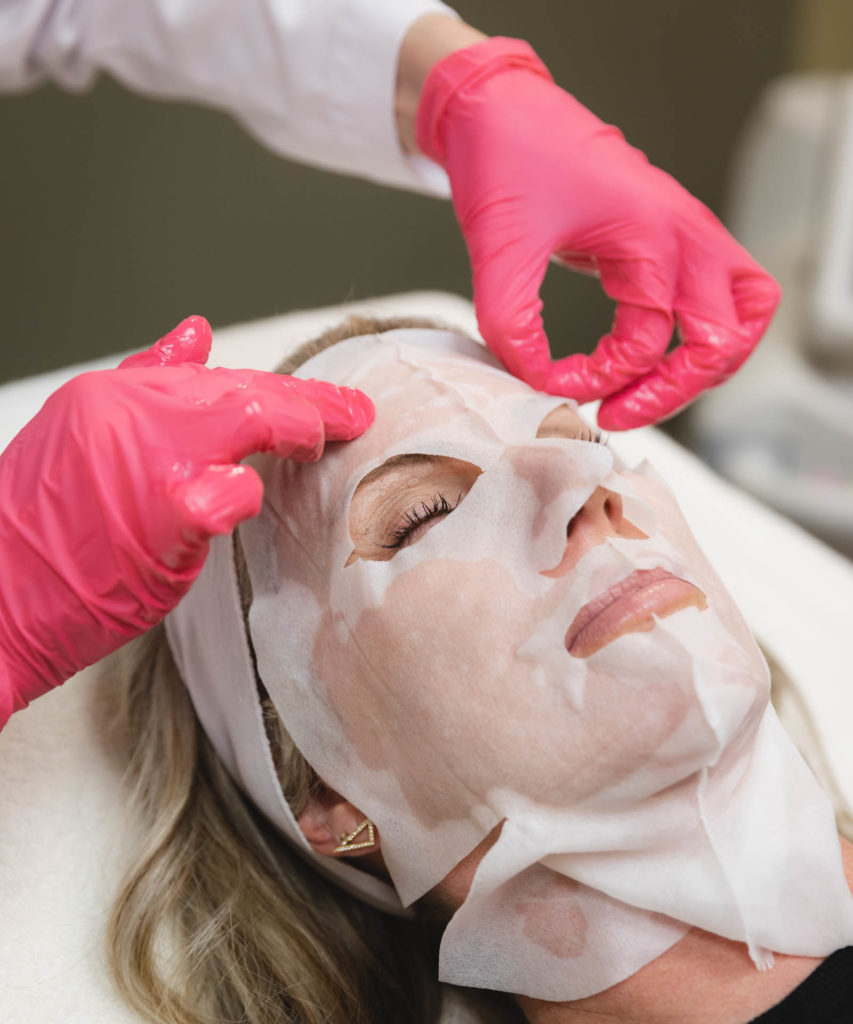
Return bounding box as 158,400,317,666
415,36,553,166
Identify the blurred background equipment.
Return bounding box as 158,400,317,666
689,73,853,556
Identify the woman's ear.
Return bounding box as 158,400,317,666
297,784,381,860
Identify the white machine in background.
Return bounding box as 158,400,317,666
690,75,853,555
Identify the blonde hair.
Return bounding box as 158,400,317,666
101,315,524,1024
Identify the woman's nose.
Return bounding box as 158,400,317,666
569,485,623,540
542,487,646,578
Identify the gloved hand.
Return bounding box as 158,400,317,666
0,316,373,727
417,37,781,430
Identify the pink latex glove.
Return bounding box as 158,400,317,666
0,316,373,729
417,37,781,429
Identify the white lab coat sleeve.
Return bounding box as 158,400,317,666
0,0,453,196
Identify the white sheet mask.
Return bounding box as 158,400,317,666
167,329,853,1002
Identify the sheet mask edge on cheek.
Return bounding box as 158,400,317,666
438,817,691,1000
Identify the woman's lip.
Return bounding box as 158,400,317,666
565,568,707,658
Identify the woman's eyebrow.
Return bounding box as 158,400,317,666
535,404,585,438
354,453,443,492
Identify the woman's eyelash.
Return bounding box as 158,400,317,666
578,427,607,445
539,423,608,445
382,493,461,550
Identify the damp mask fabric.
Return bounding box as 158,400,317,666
204,330,853,1000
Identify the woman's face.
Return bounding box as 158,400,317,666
237,331,852,1004
243,333,770,901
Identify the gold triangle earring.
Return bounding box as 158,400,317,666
333,818,376,854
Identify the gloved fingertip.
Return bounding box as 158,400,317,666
179,464,263,541
290,380,374,443
118,316,213,370
154,315,213,366
759,275,782,311
735,273,781,315
326,386,375,441
595,402,646,432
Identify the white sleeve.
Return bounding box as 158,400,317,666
0,0,453,196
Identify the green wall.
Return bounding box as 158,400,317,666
0,0,794,383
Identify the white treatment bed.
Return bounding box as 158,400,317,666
1,292,851,1023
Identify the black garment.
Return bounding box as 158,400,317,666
749,946,853,1023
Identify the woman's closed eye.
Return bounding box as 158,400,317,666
382,492,462,551
346,454,482,565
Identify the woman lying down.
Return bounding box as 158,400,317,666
98,316,853,1024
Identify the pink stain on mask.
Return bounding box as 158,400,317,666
515,870,589,959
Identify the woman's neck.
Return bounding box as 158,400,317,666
515,836,853,1024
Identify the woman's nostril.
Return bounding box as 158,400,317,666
604,494,622,523
565,490,621,544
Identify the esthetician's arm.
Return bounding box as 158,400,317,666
0,317,372,731
0,0,456,194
